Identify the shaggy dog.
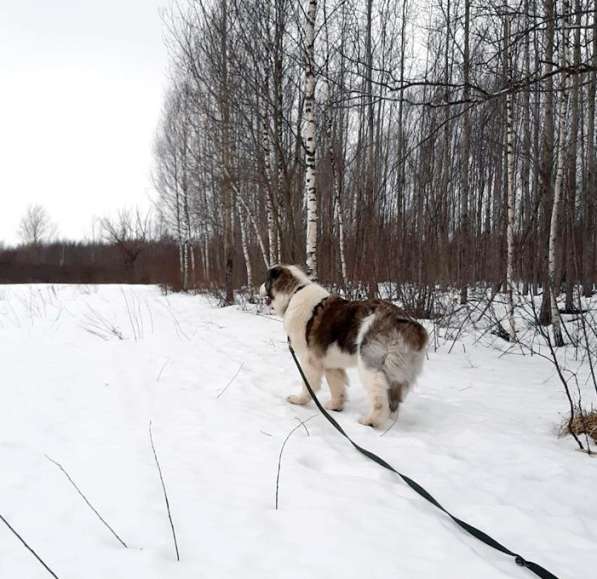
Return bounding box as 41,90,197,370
260,265,428,427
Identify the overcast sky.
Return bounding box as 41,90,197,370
0,0,169,245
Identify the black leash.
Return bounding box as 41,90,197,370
287,339,559,579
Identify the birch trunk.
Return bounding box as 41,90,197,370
232,179,269,269
181,115,191,291
547,2,569,347
182,235,190,291
220,0,234,305
583,7,597,297
564,0,582,312
548,101,568,347
262,115,277,266
504,11,516,340
273,0,285,265
237,202,253,292
521,0,531,291
440,0,452,283
505,91,516,340
173,159,185,290
303,0,318,280
265,193,276,267
203,229,210,280
459,0,470,305
322,7,347,287
327,111,347,285
538,0,555,325
189,243,196,288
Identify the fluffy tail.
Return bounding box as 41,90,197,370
383,321,428,409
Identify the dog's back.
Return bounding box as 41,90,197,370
306,297,427,367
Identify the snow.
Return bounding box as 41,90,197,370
1,284,595,579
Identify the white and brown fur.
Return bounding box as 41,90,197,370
260,265,428,427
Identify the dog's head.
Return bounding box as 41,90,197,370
259,265,310,315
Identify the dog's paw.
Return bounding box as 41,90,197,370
358,414,384,428
287,394,310,406
324,398,344,412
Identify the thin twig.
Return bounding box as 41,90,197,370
149,420,180,561
275,415,318,510
294,417,311,436
0,512,61,578
216,363,244,399
45,455,128,548
380,412,400,437
156,359,170,382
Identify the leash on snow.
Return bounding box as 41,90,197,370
287,338,559,579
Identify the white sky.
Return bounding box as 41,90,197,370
0,0,169,245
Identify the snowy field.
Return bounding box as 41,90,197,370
1,284,595,579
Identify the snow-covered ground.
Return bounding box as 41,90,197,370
1,284,595,579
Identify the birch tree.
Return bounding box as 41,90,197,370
459,0,471,305
538,0,556,325
583,6,597,297
303,0,318,280
237,201,253,291
547,0,571,347
504,7,516,341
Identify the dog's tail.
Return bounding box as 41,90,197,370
381,319,428,409
358,311,428,410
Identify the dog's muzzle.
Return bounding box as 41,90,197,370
259,283,272,305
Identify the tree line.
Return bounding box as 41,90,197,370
153,0,596,323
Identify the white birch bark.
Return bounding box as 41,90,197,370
548,96,568,347
220,0,234,305
233,181,269,269
262,117,277,266
504,13,516,341
506,90,516,340
335,196,348,284
182,242,189,291
547,3,569,347
172,159,185,290
302,0,318,280
203,228,210,280
181,136,191,291
237,201,253,292
265,189,276,267
189,243,196,287
326,109,347,285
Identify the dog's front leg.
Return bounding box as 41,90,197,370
324,369,348,411
287,357,322,405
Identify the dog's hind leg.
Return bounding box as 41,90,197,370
357,363,390,427
388,381,406,413
324,369,348,411
287,357,322,406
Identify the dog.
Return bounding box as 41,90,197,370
260,265,428,427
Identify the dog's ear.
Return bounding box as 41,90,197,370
265,265,283,299
269,265,283,280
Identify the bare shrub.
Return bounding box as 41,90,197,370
560,409,597,444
